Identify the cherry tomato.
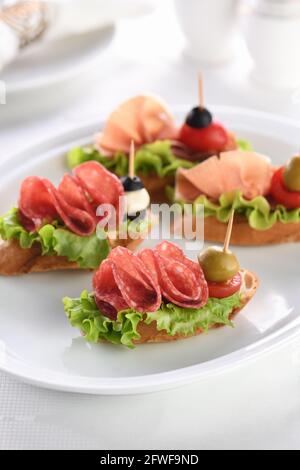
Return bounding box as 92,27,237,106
179,122,228,153
270,167,300,209
208,272,242,299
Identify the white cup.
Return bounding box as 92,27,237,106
173,0,241,65
244,0,300,90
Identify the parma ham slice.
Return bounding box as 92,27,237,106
96,95,178,155
141,95,178,143
176,150,274,202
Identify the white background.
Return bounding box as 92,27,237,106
1,0,300,450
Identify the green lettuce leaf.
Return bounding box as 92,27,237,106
0,208,109,269
135,140,194,177
68,139,252,177
67,141,193,177
63,291,241,348
63,291,143,348
145,295,240,337
192,191,300,231
68,146,129,176
237,139,253,152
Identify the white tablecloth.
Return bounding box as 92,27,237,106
1,0,300,450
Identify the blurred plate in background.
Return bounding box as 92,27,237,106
0,27,115,124
2,27,115,94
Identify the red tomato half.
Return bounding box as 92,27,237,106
208,273,242,299
179,122,228,153
270,167,300,209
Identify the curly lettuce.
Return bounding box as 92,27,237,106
68,141,194,177
237,139,253,152
63,290,241,349
0,208,109,269
192,191,300,231
67,139,252,178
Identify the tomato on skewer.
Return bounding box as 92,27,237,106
179,107,231,153
207,273,242,299
270,167,300,209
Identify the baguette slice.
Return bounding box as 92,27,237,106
202,215,300,246
134,270,258,344
0,239,80,276
0,235,145,276
140,173,174,203
0,210,156,276
142,173,300,245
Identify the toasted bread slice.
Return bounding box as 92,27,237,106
202,215,300,246
134,270,258,344
0,210,155,276
0,239,81,276
140,173,174,203
135,270,259,344
0,234,146,276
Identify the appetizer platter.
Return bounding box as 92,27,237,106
0,105,299,395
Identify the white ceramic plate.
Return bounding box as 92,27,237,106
1,27,115,94
0,107,300,395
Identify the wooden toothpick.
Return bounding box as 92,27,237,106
129,140,135,179
198,73,204,110
223,209,235,253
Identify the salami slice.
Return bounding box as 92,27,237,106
18,209,37,233
109,247,161,313
18,161,126,237
93,259,128,320
19,176,96,236
93,243,209,318
156,241,208,287
19,177,58,229
137,249,159,285
58,174,96,220
93,247,161,317
73,161,124,222
155,241,186,261
154,241,208,308
42,179,96,236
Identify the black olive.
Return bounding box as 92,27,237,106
127,210,147,221
121,176,144,192
185,107,213,129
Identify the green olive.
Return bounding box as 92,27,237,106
284,156,300,192
198,246,240,283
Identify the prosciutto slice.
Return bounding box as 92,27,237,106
96,95,178,155
176,151,274,202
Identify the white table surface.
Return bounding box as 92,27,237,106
1,0,300,450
